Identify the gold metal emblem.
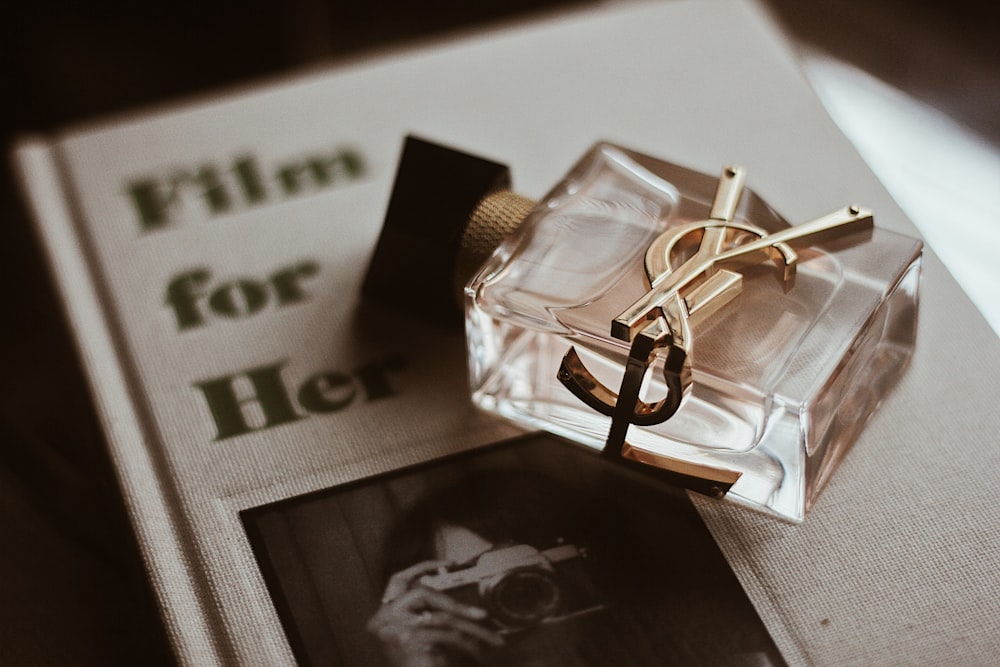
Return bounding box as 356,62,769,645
558,166,874,492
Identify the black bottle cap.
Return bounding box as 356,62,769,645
362,135,513,328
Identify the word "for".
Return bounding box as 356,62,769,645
165,260,320,330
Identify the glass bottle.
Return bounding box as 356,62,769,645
368,137,923,521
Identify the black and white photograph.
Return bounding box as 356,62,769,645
243,434,786,666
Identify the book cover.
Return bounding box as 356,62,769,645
12,0,1000,664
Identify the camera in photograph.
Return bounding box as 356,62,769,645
419,542,606,632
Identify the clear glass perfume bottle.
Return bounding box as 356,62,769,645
366,137,923,521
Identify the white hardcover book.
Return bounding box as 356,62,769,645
13,0,1000,664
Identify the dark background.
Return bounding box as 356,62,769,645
0,0,996,664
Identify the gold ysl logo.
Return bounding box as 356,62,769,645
558,166,873,490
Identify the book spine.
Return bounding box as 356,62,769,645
12,141,225,665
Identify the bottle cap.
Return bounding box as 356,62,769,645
363,136,532,327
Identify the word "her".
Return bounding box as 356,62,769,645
195,356,407,440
